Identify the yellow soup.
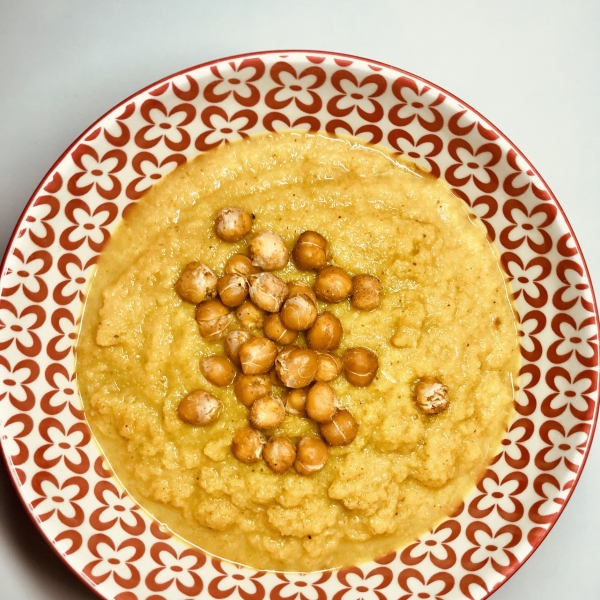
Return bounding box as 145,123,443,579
77,132,519,572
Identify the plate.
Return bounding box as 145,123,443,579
0,50,598,600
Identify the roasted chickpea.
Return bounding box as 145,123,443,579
200,355,236,387
264,436,297,474
315,352,343,382
275,347,318,389
294,437,328,476
249,394,285,429
351,274,383,311
306,382,340,423
292,231,328,270
239,337,278,375
414,377,450,415
248,272,288,313
234,373,271,407
235,300,266,330
214,207,253,242
248,231,289,271
232,427,265,464
263,313,298,345
343,347,378,387
195,299,232,341
178,390,222,426
314,266,353,303
287,280,317,304
320,410,358,446
284,387,309,416
224,330,253,367
306,312,343,351
280,294,318,331
225,254,258,277
174,262,218,304
217,273,248,307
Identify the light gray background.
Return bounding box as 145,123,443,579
1,1,599,598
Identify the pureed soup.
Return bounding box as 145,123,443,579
76,132,520,572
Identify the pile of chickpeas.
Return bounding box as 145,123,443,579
174,207,385,476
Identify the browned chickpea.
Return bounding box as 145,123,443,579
306,382,341,423
314,266,353,303
292,231,328,270
249,394,285,429
232,426,265,464
235,300,266,330
280,294,318,331
248,230,289,271
177,390,222,426
306,312,343,351
225,254,258,277
287,280,317,304
224,330,253,367
275,347,318,389
284,387,309,416
315,352,343,382
200,355,236,387
248,272,288,313
175,262,218,304
195,299,233,341
264,436,297,474
343,347,379,387
294,437,328,476
217,273,248,307
239,337,278,375
414,377,450,415
214,207,253,242
320,410,358,446
263,313,298,345
351,274,383,311
234,373,271,407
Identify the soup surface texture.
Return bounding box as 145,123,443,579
77,132,519,571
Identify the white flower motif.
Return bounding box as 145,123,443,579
335,78,380,113
277,573,327,600
273,70,319,105
88,541,140,581
544,428,587,466
505,208,548,246
508,152,546,191
202,113,252,147
403,576,448,598
67,206,110,247
75,152,121,190
0,305,38,348
476,477,521,514
553,320,597,361
546,375,592,415
507,261,546,299
142,107,189,146
393,86,442,121
0,362,33,405
210,63,259,97
40,425,86,465
450,146,495,187
343,571,387,600
215,561,261,594
33,478,82,521
151,548,199,589
469,529,514,567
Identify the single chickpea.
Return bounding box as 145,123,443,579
414,377,450,415
287,280,317,304
280,294,318,331
234,373,271,407
232,427,265,464
248,230,289,271
343,347,378,387
195,299,233,341
315,352,343,382
225,254,258,277
248,272,288,313
292,231,328,270
314,266,353,303
175,262,218,304
177,390,222,426
200,355,236,387
306,312,343,351
239,337,278,375
249,394,285,430
224,330,253,367
217,273,248,307
284,387,309,416
275,347,318,389
351,274,383,311
294,437,328,476
264,436,297,474
263,313,298,345
235,300,266,330
214,207,253,242
306,382,341,423
320,410,358,446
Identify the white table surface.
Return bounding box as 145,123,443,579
1,1,599,598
